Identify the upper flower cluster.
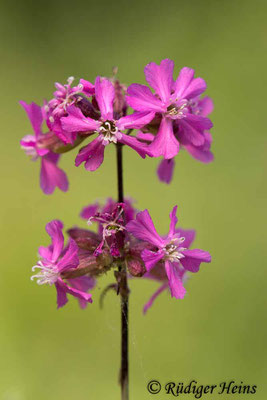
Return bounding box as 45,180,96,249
20,59,214,193
127,59,214,183
31,199,210,312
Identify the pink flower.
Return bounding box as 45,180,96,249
126,206,211,300
20,101,68,194
31,220,94,309
61,76,155,171
80,199,137,258
126,59,213,161
44,77,95,145
80,197,136,225
48,76,94,119
89,204,125,257
156,95,214,183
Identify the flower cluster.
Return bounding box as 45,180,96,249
20,59,214,194
21,59,213,313
31,199,210,312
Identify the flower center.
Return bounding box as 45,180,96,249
166,100,188,119
31,261,59,286
99,120,119,143
163,238,186,262
103,222,124,237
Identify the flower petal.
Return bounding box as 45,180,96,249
165,261,186,299
119,134,148,158
175,229,196,248
38,245,53,261
198,96,214,117
168,206,178,238
61,105,100,133
68,276,96,309
126,84,165,112
136,131,154,142
57,239,79,272
180,249,211,272
80,203,99,219
117,111,155,130
185,145,214,163
186,114,213,131
144,59,174,103
141,249,164,272
126,209,164,248
157,158,175,184
148,118,179,159
75,137,105,171
58,278,93,305
143,283,168,314
55,281,68,309
20,101,43,137
44,220,64,263
182,77,207,100
40,154,68,195
95,76,114,120
173,67,206,100
80,79,95,97
184,131,214,163
179,116,207,147
173,67,195,99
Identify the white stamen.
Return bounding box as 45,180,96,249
164,237,186,263
167,100,189,119
31,261,59,286
67,76,75,85
99,121,119,143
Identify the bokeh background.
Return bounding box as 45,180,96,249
0,0,266,399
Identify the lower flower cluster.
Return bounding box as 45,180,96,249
31,199,211,312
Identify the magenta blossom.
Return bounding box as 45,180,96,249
156,95,214,183
142,227,198,313
80,198,137,257
61,76,155,171
178,96,214,162
88,203,126,257
20,101,68,194
47,76,94,120
82,199,135,257
45,77,95,145
126,206,211,299
126,59,213,160
31,220,94,309
80,197,136,225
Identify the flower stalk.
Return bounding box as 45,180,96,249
21,59,214,399
116,142,129,400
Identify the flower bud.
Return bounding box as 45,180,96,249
38,131,86,154
75,96,100,119
113,80,127,118
67,228,100,250
126,257,146,277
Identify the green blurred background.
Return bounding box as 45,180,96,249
0,0,266,398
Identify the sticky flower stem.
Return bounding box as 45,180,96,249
116,142,129,400
62,261,98,279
